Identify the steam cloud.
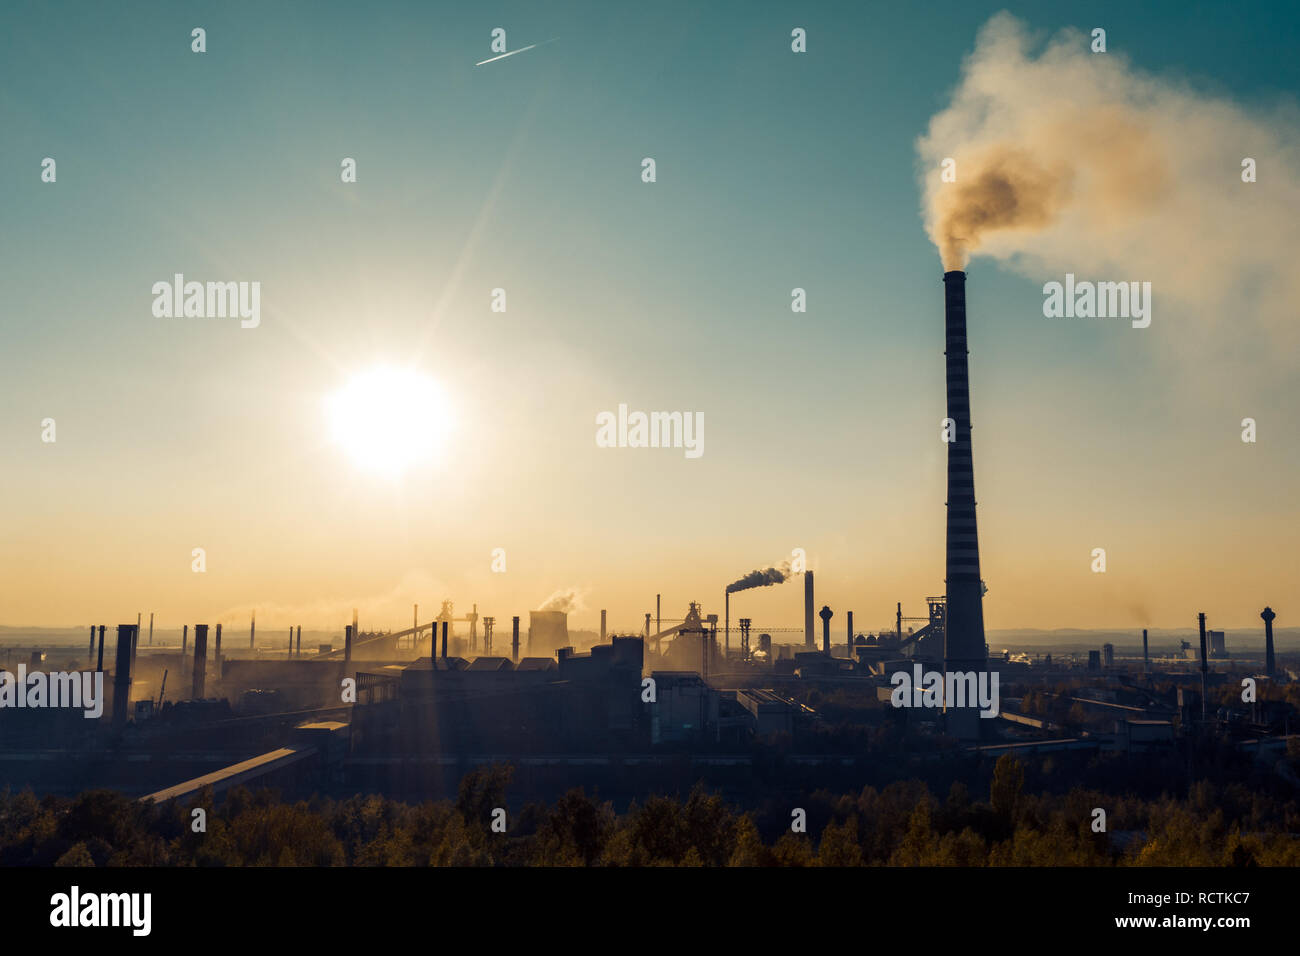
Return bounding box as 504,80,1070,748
726,561,792,594
917,14,1300,346
538,587,584,614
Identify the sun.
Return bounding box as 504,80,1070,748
325,366,454,475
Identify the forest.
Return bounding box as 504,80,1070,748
3,751,1299,866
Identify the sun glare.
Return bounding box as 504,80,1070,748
325,366,453,475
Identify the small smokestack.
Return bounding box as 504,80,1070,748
214,622,222,672
249,612,255,650
645,613,651,641
600,609,607,642
804,572,814,648
148,612,154,647
89,625,95,664
819,605,832,654
192,624,208,700
725,591,730,657
512,616,520,662
847,611,854,656
345,624,353,663
441,621,448,659
112,624,136,729
96,625,106,673
289,627,294,658
296,625,302,657
656,594,661,642
1197,612,1208,720
897,602,903,644
131,613,140,683
1142,628,1149,673
1262,607,1276,677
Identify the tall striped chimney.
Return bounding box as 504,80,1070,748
942,271,987,734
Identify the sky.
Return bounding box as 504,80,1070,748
1,0,1296,636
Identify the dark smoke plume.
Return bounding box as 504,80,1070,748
726,562,791,594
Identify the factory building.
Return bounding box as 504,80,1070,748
734,689,797,737
352,636,646,753
649,672,718,744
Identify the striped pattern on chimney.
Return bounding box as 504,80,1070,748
944,271,981,583
942,271,987,680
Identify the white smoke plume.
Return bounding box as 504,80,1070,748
538,587,585,614
917,13,1300,348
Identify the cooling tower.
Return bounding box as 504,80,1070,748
529,610,569,655
942,271,987,736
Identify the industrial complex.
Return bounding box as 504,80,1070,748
1,272,1293,807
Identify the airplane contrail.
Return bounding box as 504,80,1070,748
474,37,559,66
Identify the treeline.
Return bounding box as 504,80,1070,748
2,755,1299,866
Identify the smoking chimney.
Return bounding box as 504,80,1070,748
511,615,520,662
345,624,353,663
296,625,302,657
724,590,730,656
192,624,208,700
847,611,854,655
441,621,448,659
804,571,815,648
112,624,137,729
942,271,988,737
1262,607,1276,677
249,612,255,649
1142,628,1149,673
